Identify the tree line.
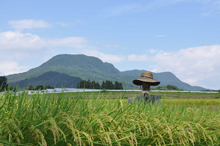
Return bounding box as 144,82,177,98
0,76,55,92
28,85,54,90
0,76,14,92
151,85,182,91
101,80,123,89
77,80,123,89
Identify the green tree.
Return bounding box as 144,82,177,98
28,85,34,90
91,81,95,89
95,82,100,89
77,80,122,90
0,76,14,91
166,85,179,90
35,85,44,90
105,80,115,89
156,86,163,90
115,81,123,89
77,80,100,89
0,76,7,91
115,81,119,89
101,81,105,89
118,82,123,89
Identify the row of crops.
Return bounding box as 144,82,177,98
164,98,220,106
1,91,220,145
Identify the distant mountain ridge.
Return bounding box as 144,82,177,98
7,54,207,91
7,54,120,83
121,70,206,91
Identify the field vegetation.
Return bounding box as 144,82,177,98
77,80,123,90
164,98,220,106
49,90,220,100
1,90,220,145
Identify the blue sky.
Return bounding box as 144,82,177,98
0,0,220,89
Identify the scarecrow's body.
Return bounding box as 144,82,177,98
127,94,161,105
128,71,161,105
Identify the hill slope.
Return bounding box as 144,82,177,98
121,70,206,91
7,54,120,83
7,54,207,91
10,71,82,88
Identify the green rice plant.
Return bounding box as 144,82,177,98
163,99,220,106
1,89,220,145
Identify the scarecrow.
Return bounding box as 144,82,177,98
128,71,161,105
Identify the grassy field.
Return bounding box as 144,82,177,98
42,90,220,100
1,90,220,145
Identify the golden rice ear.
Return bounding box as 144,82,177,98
2,85,220,146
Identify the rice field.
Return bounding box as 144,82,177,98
1,90,220,145
163,98,220,106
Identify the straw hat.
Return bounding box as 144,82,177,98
133,71,160,86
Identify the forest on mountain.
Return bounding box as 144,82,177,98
7,54,207,91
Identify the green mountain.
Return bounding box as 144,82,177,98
10,71,82,88
7,54,207,91
121,70,207,91
7,54,120,82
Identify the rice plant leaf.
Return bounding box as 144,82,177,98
0,139,27,145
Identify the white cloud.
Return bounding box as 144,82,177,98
57,22,69,27
149,49,159,54
0,31,88,76
0,61,29,76
105,44,120,48
126,45,220,89
0,31,87,50
128,54,151,61
151,45,220,89
47,37,87,48
156,35,165,38
83,50,125,63
9,20,52,30
0,30,125,76
127,50,159,60
0,31,46,50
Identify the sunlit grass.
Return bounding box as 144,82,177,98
162,99,220,106
1,89,220,145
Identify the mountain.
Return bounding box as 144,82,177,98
121,70,206,91
7,54,120,83
9,71,82,88
7,54,207,91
